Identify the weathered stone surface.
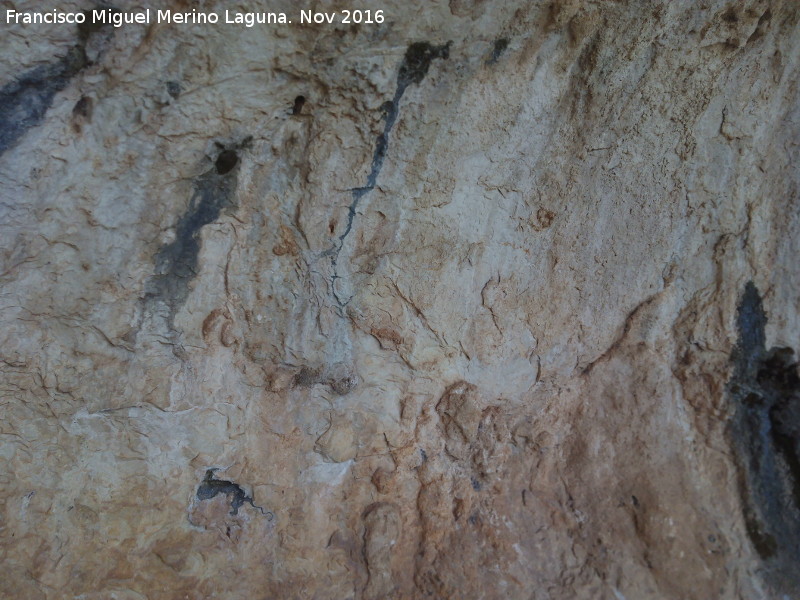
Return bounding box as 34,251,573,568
1,0,799,598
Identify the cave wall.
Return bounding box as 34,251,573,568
1,1,799,598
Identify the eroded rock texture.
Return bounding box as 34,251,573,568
1,1,799,598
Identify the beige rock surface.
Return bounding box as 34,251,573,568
1,0,799,598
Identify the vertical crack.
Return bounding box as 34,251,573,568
326,41,451,305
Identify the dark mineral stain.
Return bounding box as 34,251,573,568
362,41,451,194
196,469,273,518
0,48,86,155
145,148,239,323
332,44,451,234
327,41,450,302
0,12,116,156
729,282,800,591
397,41,452,90
488,38,509,64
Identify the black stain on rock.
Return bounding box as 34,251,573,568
729,282,800,591
396,41,452,91
0,48,86,155
145,147,240,324
488,38,509,64
343,41,450,210
196,469,273,519
364,41,451,195
0,11,116,156
327,41,451,303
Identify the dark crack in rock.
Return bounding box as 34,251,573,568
328,41,451,304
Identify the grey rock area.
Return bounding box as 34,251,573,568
1,1,799,598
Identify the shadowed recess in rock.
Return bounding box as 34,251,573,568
166,81,181,99
488,38,509,63
0,10,118,156
145,150,239,323
292,95,306,115
729,282,800,592
326,41,451,288
196,469,273,519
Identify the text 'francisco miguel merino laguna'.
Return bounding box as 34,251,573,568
5,8,387,27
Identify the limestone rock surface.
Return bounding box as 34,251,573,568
1,1,799,599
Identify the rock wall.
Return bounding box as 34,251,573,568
1,1,799,598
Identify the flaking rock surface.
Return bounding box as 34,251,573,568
1,1,799,599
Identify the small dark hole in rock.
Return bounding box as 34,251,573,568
292,95,306,115
166,81,181,99
215,150,238,174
